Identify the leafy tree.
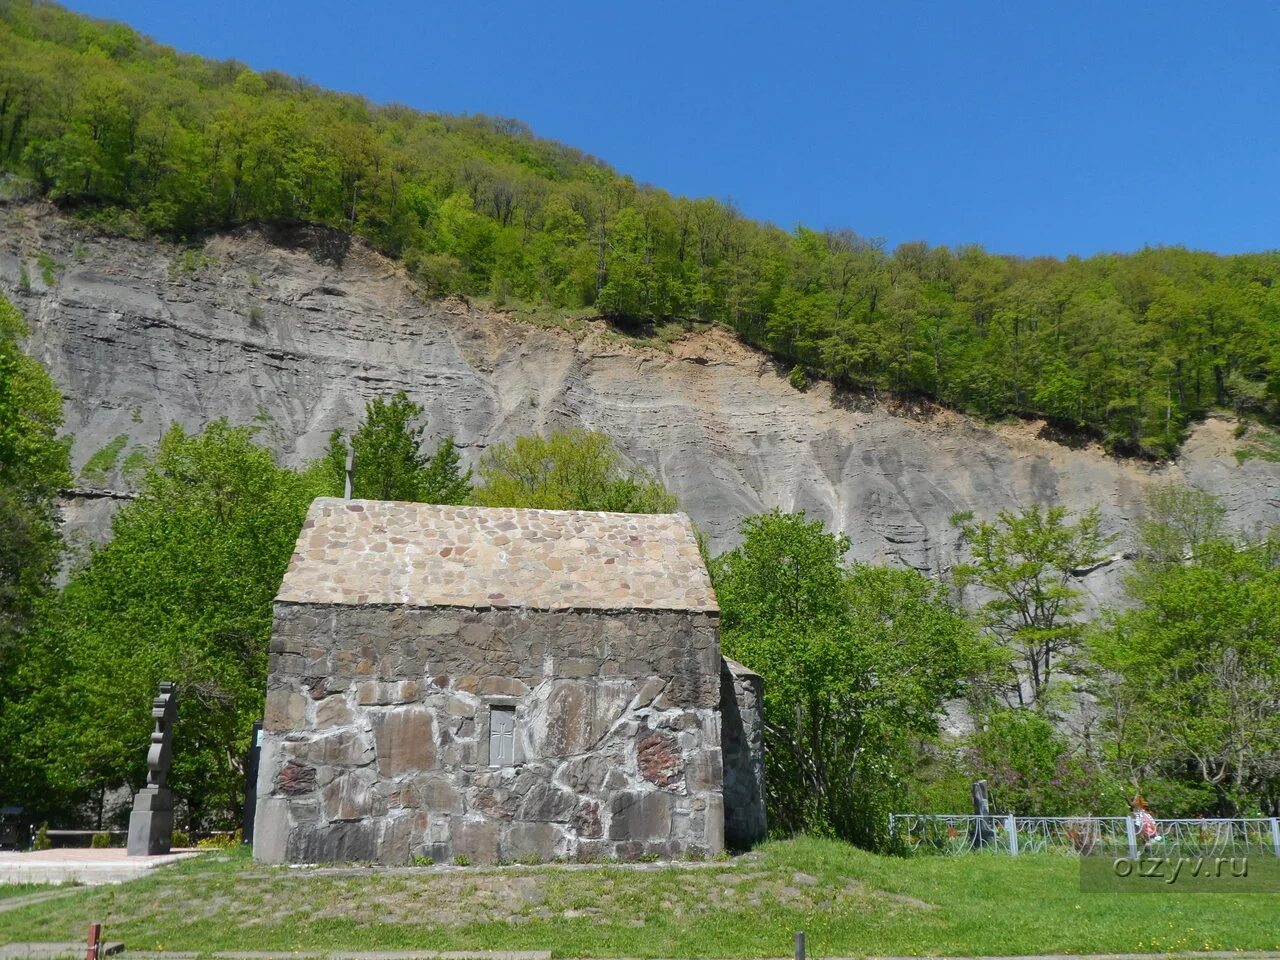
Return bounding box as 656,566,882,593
969,709,1121,816
952,506,1114,712
1135,482,1227,568
475,429,676,513
0,293,71,809
324,391,472,504
1090,493,1280,816
9,421,317,826
0,293,70,655
713,511,982,849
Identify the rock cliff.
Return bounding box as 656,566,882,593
4,202,1279,605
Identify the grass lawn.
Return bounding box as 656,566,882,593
0,883,44,900
2,837,1277,956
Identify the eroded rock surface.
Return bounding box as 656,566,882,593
4,202,1280,606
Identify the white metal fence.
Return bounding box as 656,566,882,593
889,813,1280,858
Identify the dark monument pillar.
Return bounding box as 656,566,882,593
127,682,178,856
242,721,263,845
971,778,996,848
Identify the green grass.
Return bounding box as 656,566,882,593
36,251,60,286
0,883,45,899
1,838,1277,956
1235,421,1280,464
80,434,129,485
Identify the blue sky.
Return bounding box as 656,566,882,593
64,1,1280,258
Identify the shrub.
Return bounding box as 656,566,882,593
33,823,50,850
452,854,471,866
411,854,434,866
195,831,239,849
90,832,110,848
787,365,810,391
171,830,191,848
37,253,59,286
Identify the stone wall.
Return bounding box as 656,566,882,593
254,602,725,864
720,659,766,848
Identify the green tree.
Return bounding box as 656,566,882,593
1135,482,1227,569
969,708,1120,816
1090,492,1280,816
325,391,472,504
475,429,676,513
0,293,70,655
0,293,71,810
713,511,982,848
952,505,1114,712
9,421,317,826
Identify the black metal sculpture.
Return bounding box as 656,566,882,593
971,778,996,848
126,681,178,856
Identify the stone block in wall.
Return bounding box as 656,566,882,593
606,790,673,841
378,813,415,864
314,694,353,728
453,816,501,862
636,728,684,790
284,729,374,767
529,679,634,756
322,771,373,821
515,781,576,822
372,706,436,774
277,761,317,795
503,821,559,861
571,799,602,838
264,688,308,732
559,754,611,793
253,797,289,863
288,819,377,863
413,775,464,815
685,745,723,792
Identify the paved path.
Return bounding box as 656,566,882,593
0,848,201,886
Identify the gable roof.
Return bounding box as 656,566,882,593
276,498,718,613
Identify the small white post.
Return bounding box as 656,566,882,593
343,449,354,499
1269,818,1279,859
1006,813,1018,856
1125,814,1138,859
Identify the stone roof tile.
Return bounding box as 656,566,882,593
276,498,719,613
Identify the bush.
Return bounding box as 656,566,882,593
452,854,471,866
195,830,240,849
32,822,50,850
90,832,110,848
171,830,191,848
787,365,810,391
411,853,434,866
970,709,1122,816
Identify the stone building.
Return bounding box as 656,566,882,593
254,498,765,864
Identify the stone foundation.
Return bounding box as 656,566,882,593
254,602,727,863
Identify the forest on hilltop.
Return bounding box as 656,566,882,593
2,0,1280,456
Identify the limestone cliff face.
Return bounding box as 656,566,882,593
4,202,1279,605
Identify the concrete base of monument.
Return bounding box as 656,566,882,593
0,846,201,885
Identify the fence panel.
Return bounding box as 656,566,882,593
889,814,1280,857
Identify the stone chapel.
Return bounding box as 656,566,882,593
253,498,765,864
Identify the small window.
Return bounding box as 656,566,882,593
489,705,516,766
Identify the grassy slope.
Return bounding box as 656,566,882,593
3,838,1277,956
